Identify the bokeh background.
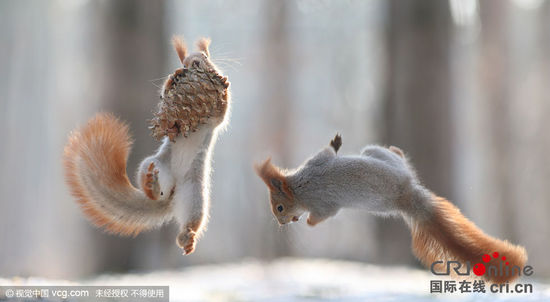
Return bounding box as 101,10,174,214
1,0,550,284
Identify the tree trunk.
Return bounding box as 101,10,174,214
91,0,167,272
379,0,454,265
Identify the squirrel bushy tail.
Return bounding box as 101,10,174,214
408,195,527,283
63,113,173,236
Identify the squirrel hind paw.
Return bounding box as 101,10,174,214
177,229,197,255
330,133,342,154
142,162,161,200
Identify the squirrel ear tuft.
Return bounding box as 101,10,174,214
254,158,293,199
254,157,273,186
255,157,281,188
389,146,405,158
196,37,211,57
172,35,188,64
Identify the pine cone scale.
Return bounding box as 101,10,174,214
150,67,229,142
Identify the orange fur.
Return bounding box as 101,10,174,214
389,146,405,158
141,163,158,200
172,35,188,64
411,195,527,284
255,158,302,225
177,218,205,254
141,170,153,200
254,158,293,198
196,37,211,57
63,114,146,236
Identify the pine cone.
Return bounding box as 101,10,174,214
149,67,229,142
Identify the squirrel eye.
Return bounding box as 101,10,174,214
277,205,284,213
160,192,163,196
192,60,200,68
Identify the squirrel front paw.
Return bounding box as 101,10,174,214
176,228,197,255
306,217,317,227
142,162,161,200
307,212,327,227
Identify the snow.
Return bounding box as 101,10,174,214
1,258,550,301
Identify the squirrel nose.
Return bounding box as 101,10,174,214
292,216,299,222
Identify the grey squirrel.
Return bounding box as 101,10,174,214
63,37,229,255
255,134,527,283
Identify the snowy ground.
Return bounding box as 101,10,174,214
1,258,550,301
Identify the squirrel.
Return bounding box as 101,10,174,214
255,134,527,283
63,37,230,255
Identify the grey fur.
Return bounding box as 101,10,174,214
286,145,433,225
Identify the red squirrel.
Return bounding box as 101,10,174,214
256,134,527,283
63,37,230,255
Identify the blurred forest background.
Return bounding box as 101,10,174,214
1,0,550,281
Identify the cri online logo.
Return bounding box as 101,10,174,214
473,252,505,276
431,252,533,278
